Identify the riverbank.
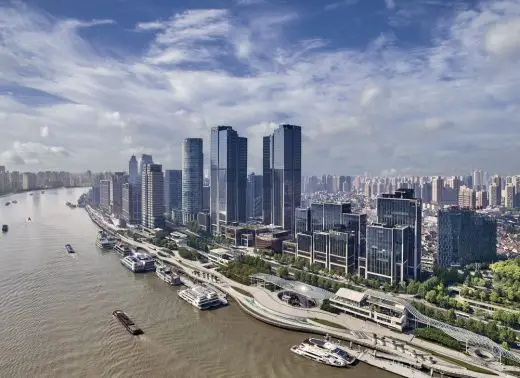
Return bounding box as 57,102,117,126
85,205,513,378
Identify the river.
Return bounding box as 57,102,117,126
0,188,396,378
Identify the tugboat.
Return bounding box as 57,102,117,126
2,225,8,232
112,310,143,335
65,244,75,253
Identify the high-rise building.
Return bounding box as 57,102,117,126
262,136,272,224
164,170,182,214
504,184,515,208
437,207,497,268
432,176,443,205
246,173,263,220
129,155,139,186
491,175,502,206
110,172,127,216
262,124,302,233
310,203,351,233
376,188,422,280
140,154,153,177
202,186,210,210
141,164,164,229
476,191,489,209
99,179,111,211
210,126,247,233
22,172,37,191
122,182,141,225
458,186,476,209
366,223,412,284
473,170,483,191
295,207,311,235
182,138,203,224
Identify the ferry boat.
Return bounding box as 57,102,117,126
2,225,8,232
178,285,228,310
156,266,182,285
290,337,355,367
65,244,75,253
112,310,143,335
114,241,132,257
121,252,155,273
96,231,117,249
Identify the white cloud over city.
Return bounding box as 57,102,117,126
0,0,520,175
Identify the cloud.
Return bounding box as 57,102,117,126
0,1,519,174
384,0,396,10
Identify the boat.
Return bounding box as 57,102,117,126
65,244,75,254
156,266,182,285
121,252,156,273
112,310,143,335
41,191,45,194
5,202,10,206
2,225,8,232
114,241,132,257
11,200,17,204
290,337,356,367
96,231,117,249
178,285,228,310
27,217,31,221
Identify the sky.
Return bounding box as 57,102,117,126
0,0,519,176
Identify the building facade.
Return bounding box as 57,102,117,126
122,182,141,225
210,126,247,234
262,124,302,233
182,138,203,224
141,164,164,229
164,169,182,214
99,179,111,211
437,207,497,268
246,173,263,220
110,172,127,216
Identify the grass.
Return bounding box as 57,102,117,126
412,345,498,375
231,286,253,298
309,318,348,330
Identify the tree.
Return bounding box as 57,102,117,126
277,266,289,278
425,290,437,303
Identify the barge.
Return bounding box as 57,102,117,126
65,244,75,253
112,310,143,335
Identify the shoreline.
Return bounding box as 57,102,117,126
85,205,510,378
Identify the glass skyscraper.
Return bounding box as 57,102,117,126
210,126,247,234
376,188,422,280
164,169,182,214
262,124,302,233
182,138,203,224
437,207,497,268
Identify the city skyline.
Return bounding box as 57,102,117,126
1,1,520,175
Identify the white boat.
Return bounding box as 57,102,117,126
121,252,156,273
96,231,117,249
114,241,132,256
156,266,182,285
290,337,355,367
178,285,227,310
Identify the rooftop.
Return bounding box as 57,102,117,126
334,288,366,303
250,273,333,301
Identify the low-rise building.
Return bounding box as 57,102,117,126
328,288,407,331
207,248,236,265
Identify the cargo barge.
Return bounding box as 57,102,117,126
112,310,143,335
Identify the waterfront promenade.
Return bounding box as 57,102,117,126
85,206,516,378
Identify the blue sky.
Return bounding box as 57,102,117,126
1,0,519,175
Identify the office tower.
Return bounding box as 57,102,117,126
202,186,210,210
366,223,412,284
473,170,483,191
164,169,182,214
476,191,489,209
140,154,153,177
122,182,141,224
141,164,164,229
210,126,247,233
262,124,302,232
376,188,422,280
458,186,476,209
262,136,272,224
432,176,443,205
437,207,497,268
420,182,432,204
489,184,499,207
99,179,111,211
310,203,351,232
182,138,203,224
91,186,101,208
504,184,515,208
342,212,367,276
295,208,311,235
128,155,139,186
246,173,263,220
110,172,127,216
491,175,502,205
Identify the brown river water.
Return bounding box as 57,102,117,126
0,188,396,378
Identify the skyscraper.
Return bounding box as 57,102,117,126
376,188,422,280
110,172,127,216
262,124,302,233
140,154,153,177
129,155,139,186
164,169,182,214
246,173,263,220
262,136,272,224
99,179,111,211
210,126,247,234
182,138,203,224
141,164,164,229
122,182,141,225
